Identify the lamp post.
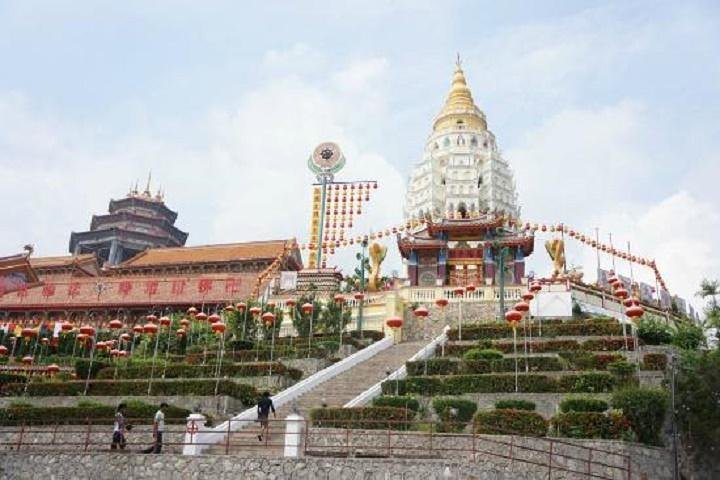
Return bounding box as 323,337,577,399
302,302,314,358
493,242,509,321
452,287,465,341
262,310,277,383
334,294,346,355
505,309,522,393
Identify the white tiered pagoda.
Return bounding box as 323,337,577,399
403,57,519,222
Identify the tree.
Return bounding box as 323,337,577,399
672,322,705,350
696,278,720,342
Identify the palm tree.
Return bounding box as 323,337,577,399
696,278,719,309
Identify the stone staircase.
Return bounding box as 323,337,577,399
207,340,425,456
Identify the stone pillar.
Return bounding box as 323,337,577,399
108,239,119,265
284,413,305,457
183,413,207,456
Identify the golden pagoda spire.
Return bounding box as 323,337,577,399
144,171,152,196
432,55,487,132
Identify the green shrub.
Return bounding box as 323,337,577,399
637,317,673,345
641,353,668,371
406,358,458,376
461,357,564,374
557,352,624,370
494,399,536,411
551,411,631,439
611,387,668,445
557,373,616,393
1,379,257,405
559,397,609,413
672,323,705,350
432,398,477,432
0,373,27,384
474,410,547,436
74,359,111,379
371,395,420,412
463,348,503,361
582,337,636,351
309,407,410,429
448,319,622,341
607,360,638,387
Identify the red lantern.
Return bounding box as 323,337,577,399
120,333,131,342
110,349,120,357
386,317,403,329
301,303,314,315
514,301,530,313
266,301,276,310
187,306,198,316
0,345,8,356
118,350,129,358
413,306,429,317
61,322,73,332
435,298,449,308
608,276,620,287
354,292,365,301
286,299,297,308
211,322,226,334
249,306,262,318
623,297,639,308
261,312,276,326
76,333,88,343
529,282,542,293
195,312,208,322
143,323,158,335
132,326,143,334
465,284,476,293
614,288,629,300
46,363,60,374
40,337,50,345
79,325,96,336
146,314,158,324
176,328,187,337
22,356,33,365
180,318,190,328
453,287,465,297
21,328,36,339
236,302,247,313
108,319,123,330
521,292,534,302
333,294,345,305
504,309,522,326
208,313,221,324
159,316,171,327
625,305,644,319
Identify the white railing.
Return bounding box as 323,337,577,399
400,286,524,303
183,334,394,455
343,326,450,408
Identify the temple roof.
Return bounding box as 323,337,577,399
0,253,41,294
115,239,293,268
433,56,487,133
29,254,97,269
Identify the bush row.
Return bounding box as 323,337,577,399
432,398,477,432
186,346,329,363
559,397,609,413
641,353,668,371
0,400,189,425
445,337,636,357
494,399,536,411
406,357,565,376
551,411,630,439
0,379,257,405
448,318,623,341
382,373,616,396
371,395,420,412
309,407,411,430
95,361,302,381
473,410,547,436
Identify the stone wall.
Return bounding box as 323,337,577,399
0,451,670,480
305,428,672,480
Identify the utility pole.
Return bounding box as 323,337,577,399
356,239,368,337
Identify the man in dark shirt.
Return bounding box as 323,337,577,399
111,403,127,450
256,391,276,441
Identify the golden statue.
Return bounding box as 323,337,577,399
367,242,387,292
545,239,566,278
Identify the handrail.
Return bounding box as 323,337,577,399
344,326,450,408
184,334,394,454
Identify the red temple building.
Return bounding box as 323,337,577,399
0,240,303,329
398,214,534,287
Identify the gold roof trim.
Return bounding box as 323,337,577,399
432,55,487,132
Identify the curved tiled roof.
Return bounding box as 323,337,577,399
116,240,291,267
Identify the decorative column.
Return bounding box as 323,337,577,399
514,248,525,285
437,248,447,285
484,246,495,285
408,251,419,286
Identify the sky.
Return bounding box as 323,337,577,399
0,0,718,313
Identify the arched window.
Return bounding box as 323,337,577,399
471,136,478,146
443,137,450,147
458,202,468,219
457,135,465,146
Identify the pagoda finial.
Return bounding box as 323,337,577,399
456,52,462,70
132,179,139,195
432,55,486,132
144,171,152,196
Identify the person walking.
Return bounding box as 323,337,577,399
256,391,276,442
143,402,167,453
111,403,127,450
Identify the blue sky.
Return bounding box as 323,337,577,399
1,1,718,309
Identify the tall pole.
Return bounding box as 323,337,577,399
498,245,508,320
670,354,679,480
594,227,601,274
357,239,368,337
609,233,616,272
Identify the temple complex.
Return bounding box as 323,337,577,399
399,58,532,288
69,179,188,266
